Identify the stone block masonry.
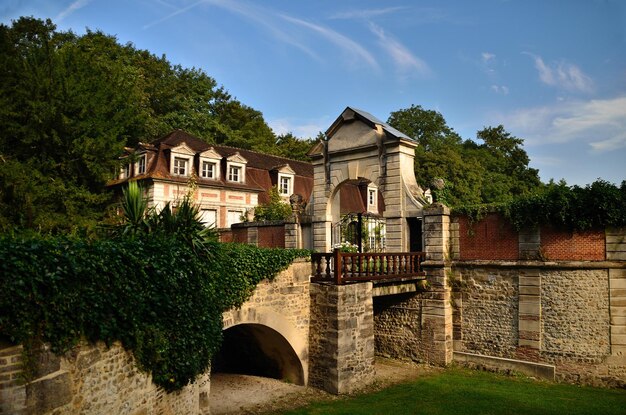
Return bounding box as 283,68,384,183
308,282,375,394
0,341,208,415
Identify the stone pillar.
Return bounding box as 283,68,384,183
518,270,541,359
423,204,450,262
284,221,300,249
609,268,626,357
197,371,211,415
421,205,454,365
312,219,332,253
607,227,626,261
308,282,375,394
519,227,541,259
247,225,258,246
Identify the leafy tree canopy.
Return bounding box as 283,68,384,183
0,17,315,234
387,104,542,206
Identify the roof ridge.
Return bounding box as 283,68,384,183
213,144,312,166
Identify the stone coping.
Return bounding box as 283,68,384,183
453,351,555,380
422,260,626,270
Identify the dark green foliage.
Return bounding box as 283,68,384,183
254,186,293,221
0,17,314,234
387,105,542,206
453,180,626,231
0,235,309,391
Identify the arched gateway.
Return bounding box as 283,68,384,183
307,107,428,252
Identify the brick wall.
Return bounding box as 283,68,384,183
258,225,285,248
540,226,605,260
456,214,519,260
230,227,248,243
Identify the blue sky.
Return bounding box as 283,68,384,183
2,0,625,186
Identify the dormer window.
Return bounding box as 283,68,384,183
199,147,221,181
169,143,195,177
120,163,130,180
173,157,188,175
228,165,241,182
202,161,216,179
226,152,247,183
274,164,296,198
136,154,146,175
279,176,291,195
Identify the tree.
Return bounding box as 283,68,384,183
253,186,292,221
387,105,542,206
273,132,317,161
0,17,299,233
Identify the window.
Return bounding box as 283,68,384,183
227,210,243,227
369,189,376,206
201,161,215,179
228,165,241,182
137,155,146,175
120,164,130,179
173,157,188,176
279,176,291,196
200,209,217,227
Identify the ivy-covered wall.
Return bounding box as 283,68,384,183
0,235,309,393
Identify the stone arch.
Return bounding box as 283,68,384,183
309,107,427,252
222,307,308,385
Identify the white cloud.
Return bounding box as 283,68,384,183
144,1,318,59
269,117,328,139
368,22,431,76
481,52,495,63
55,0,92,22
524,53,594,93
491,85,509,95
497,96,626,152
280,15,379,70
330,7,407,20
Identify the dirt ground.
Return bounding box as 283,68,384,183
210,358,439,414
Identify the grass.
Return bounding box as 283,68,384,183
281,367,626,415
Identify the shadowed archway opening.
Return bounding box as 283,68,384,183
212,323,304,385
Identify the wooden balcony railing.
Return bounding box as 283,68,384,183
311,250,426,284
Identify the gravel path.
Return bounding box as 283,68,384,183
210,358,439,414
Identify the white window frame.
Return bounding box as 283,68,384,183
279,175,292,196
200,208,218,228
201,161,216,179
119,163,130,180
169,143,195,177
199,148,221,181
136,153,147,175
367,184,378,213
228,165,242,182
226,152,247,184
173,157,188,176
227,209,243,227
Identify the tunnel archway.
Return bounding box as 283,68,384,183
212,323,305,385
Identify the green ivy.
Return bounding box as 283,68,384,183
452,179,626,231
0,235,309,391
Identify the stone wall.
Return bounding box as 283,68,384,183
374,292,441,363
452,263,626,387
0,341,209,415
308,282,375,394
1,260,310,414
222,259,310,384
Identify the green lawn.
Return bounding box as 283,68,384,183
281,367,626,415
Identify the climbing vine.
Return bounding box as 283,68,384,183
452,179,626,231
0,235,309,391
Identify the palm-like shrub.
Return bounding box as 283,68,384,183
117,182,217,252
